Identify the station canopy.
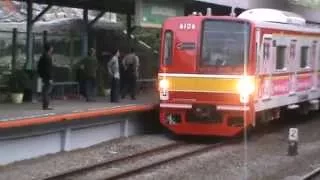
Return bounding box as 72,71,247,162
288,0,320,8
13,0,135,14
10,0,192,28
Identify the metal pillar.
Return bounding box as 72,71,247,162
32,5,52,24
88,11,105,51
81,10,105,56
69,30,75,81
82,9,89,56
230,6,236,17
26,0,33,70
126,14,135,51
24,1,51,102
89,11,105,27
25,1,52,70
43,30,48,45
11,28,17,72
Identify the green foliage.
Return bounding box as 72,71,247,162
289,0,320,8
132,27,160,51
116,14,161,51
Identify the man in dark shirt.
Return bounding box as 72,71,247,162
79,48,98,102
37,43,54,110
121,48,139,100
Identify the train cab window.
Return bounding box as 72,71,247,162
300,46,309,68
163,30,173,66
200,20,250,67
276,46,287,70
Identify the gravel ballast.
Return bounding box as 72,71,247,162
2,114,320,180
0,134,177,180
126,115,320,180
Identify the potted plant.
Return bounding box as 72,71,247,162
7,70,28,104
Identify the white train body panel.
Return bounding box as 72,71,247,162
239,8,320,112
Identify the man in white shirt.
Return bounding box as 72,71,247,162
107,49,121,102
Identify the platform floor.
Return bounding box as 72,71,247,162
0,92,158,123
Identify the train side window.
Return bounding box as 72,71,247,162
276,46,287,70
300,46,309,68
163,30,173,66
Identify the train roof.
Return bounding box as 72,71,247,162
164,8,320,34
238,8,320,34
238,8,306,25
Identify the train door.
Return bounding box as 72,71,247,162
318,40,320,89
159,29,174,101
255,28,261,75
289,39,297,95
296,37,313,93
272,34,290,97
259,35,272,100
311,40,318,91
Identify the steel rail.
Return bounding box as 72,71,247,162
104,142,227,180
301,167,320,180
44,142,185,180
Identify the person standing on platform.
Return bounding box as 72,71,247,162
107,49,121,103
119,55,126,95
121,48,139,100
37,43,54,110
79,48,98,102
75,62,86,99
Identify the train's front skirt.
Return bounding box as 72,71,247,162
160,103,252,137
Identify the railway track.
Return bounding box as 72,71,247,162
44,140,231,180
301,167,320,180
43,111,310,180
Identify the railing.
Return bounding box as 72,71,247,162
51,81,80,100
0,84,8,102
137,78,156,94
50,78,156,99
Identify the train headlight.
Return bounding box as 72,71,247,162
237,76,255,103
159,79,169,90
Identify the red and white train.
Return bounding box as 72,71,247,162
158,8,320,137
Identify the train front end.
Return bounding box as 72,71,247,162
158,15,256,137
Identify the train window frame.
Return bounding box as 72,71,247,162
260,37,272,74
318,46,320,70
275,45,287,71
300,46,309,69
199,19,251,68
163,30,173,66
288,40,297,70
263,41,271,61
311,41,317,69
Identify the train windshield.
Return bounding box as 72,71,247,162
200,20,250,72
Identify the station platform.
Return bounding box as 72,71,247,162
0,92,161,165
0,92,158,129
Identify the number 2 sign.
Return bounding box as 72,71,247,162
160,89,169,100
288,128,299,141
